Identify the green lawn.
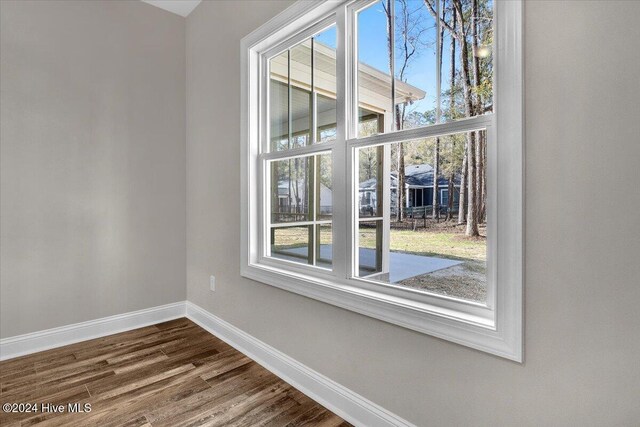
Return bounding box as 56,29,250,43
273,225,486,263
359,227,486,262
272,225,332,250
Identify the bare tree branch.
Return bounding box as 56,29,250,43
423,0,458,39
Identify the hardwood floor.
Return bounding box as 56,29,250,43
0,318,351,427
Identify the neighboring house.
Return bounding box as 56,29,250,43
276,163,459,221
359,164,461,216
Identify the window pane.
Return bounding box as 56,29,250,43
358,146,384,218
394,0,435,129
318,154,332,219
270,154,331,224
270,225,312,264
440,0,494,123
316,224,332,267
269,224,332,269
290,40,312,148
269,51,289,151
355,130,487,303
358,221,383,277
355,0,494,135
357,1,392,137
318,95,336,142
270,25,337,151
268,153,332,269
271,156,312,224
314,25,337,143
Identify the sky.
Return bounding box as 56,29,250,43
315,25,336,50
357,0,441,118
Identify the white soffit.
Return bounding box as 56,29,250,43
141,0,202,17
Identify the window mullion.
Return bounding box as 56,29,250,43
331,4,349,280
311,37,317,145
390,0,396,131
261,143,334,161
309,156,316,265
285,49,291,150
310,37,317,266
346,114,494,149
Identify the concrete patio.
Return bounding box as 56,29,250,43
273,244,461,283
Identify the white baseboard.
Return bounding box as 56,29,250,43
1,301,413,426
0,301,186,361
185,301,415,427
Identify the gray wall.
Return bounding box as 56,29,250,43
186,1,640,425
2,0,638,424
1,0,186,337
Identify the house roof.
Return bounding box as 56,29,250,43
270,41,426,138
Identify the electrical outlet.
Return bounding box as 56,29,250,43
209,275,216,292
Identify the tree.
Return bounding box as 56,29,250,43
432,3,446,221
359,146,378,182
383,0,428,222
447,5,459,221
424,0,492,236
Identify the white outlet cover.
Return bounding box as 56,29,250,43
209,276,216,291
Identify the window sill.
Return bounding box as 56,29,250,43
241,262,521,362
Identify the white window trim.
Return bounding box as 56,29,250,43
241,0,523,362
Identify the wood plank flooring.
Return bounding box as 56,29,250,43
0,318,351,427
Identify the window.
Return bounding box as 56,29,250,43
267,25,337,268
241,0,523,361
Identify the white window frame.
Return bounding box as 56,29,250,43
241,0,523,361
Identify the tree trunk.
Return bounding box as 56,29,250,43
433,3,446,221
384,0,407,223
476,131,486,223
475,130,483,223
452,0,475,231
471,0,485,226
451,0,480,236
481,133,487,222
448,4,464,224
425,0,484,232
450,3,457,119
397,138,405,222
453,0,473,118
458,142,467,224
447,173,455,221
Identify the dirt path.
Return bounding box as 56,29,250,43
397,260,487,302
